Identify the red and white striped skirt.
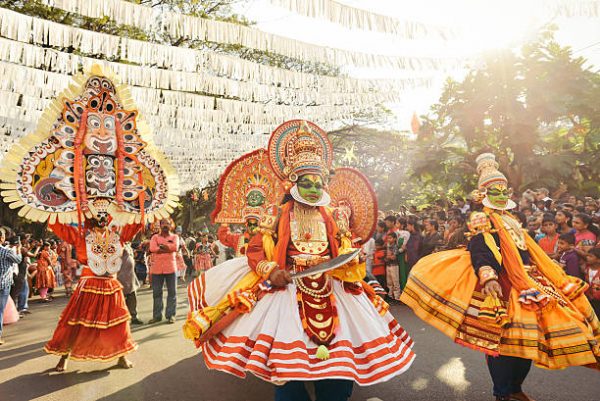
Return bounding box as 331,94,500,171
200,269,415,385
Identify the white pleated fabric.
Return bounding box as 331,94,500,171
194,259,416,385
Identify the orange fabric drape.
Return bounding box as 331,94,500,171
489,213,535,292
273,202,293,269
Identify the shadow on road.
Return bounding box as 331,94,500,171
0,341,48,371
97,355,273,401
1,367,111,401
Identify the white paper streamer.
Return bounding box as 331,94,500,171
269,0,458,39
0,61,368,189
38,0,464,70
0,33,431,107
0,7,440,96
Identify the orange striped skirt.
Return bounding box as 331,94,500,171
44,275,137,361
401,249,600,370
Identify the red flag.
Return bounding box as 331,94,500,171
411,112,421,134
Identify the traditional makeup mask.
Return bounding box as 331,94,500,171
297,174,324,204
246,218,259,234
85,154,116,197
246,190,266,208
486,184,512,209
84,112,117,155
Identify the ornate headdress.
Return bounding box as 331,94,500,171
211,149,284,224
268,120,333,189
476,153,508,190
328,168,378,245
0,64,178,225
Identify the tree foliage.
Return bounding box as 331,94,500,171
409,28,600,203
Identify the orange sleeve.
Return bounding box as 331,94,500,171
48,223,79,244
120,223,143,244
217,225,241,250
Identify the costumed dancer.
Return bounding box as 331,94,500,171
184,120,414,401
401,153,600,401
0,65,178,372
213,149,285,257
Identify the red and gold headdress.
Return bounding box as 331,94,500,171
267,120,333,190
211,149,285,224
0,64,179,226
328,168,378,245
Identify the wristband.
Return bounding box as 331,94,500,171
256,260,278,280
478,266,499,286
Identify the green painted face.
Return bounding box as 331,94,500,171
246,218,259,235
297,174,324,203
487,184,510,209
246,190,265,207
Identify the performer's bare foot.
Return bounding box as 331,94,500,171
117,356,133,369
55,355,68,372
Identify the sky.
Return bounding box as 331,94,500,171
234,0,600,131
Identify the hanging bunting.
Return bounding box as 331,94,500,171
269,0,458,39
38,0,465,70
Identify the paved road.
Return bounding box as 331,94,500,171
0,284,597,401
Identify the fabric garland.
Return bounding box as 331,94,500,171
37,0,464,70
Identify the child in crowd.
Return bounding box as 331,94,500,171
36,242,56,302
385,232,401,301
372,238,387,290
584,248,600,317
555,209,573,234
538,216,559,260
362,236,375,276
558,233,582,279
194,234,214,276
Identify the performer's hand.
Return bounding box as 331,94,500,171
269,269,291,287
482,279,503,298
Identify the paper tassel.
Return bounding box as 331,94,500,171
0,33,434,107
0,7,444,95
38,0,464,71
269,0,458,39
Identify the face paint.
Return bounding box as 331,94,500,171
487,184,511,209
246,190,265,207
297,174,323,203
246,218,259,234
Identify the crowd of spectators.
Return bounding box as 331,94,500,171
2,188,599,344
0,228,71,345
363,188,600,315
0,220,234,344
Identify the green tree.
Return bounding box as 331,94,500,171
409,28,600,203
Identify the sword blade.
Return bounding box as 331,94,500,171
290,249,361,279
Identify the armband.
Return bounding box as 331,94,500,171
478,265,498,286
